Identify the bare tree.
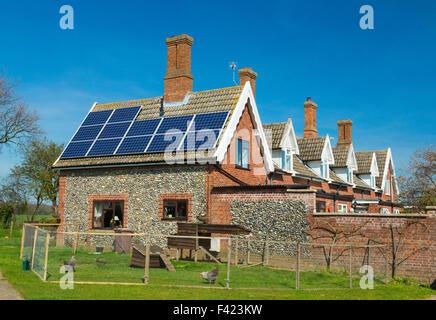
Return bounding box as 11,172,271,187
0,73,41,147
370,220,430,278
308,221,368,270
398,145,436,210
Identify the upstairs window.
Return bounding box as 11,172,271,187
346,168,353,184
237,138,250,169
385,180,391,196
320,162,329,179
281,149,292,171
370,175,376,188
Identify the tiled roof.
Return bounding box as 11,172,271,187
353,174,372,189
374,150,388,188
54,86,243,169
331,145,350,168
297,137,326,161
263,122,287,149
293,155,320,179
355,151,374,174
329,169,348,185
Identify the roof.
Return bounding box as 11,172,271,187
373,150,388,187
263,122,287,149
353,174,372,189
297,137,326,161
54,86,243,169
331,145,350,168
355,151,374,174
293,155,320,179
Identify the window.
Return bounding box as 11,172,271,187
370,175,375,188
320,162,329,179
316,201,326,213
338,203,348,213
393,209,400,214
237,138,249,169
93,200,124,229
381,207,390,214
163,200,187,220
281,149,292,171
385,180,391,196
346,168,353,184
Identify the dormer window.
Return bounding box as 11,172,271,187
346,167,353,184
370,175,376,188
385,180,391,196
237,138,250,169
281,149,292,171
320,162,329,179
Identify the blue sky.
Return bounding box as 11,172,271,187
0,0,435,178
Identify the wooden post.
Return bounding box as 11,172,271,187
20,225,26,259
144,235,150,285
43,233,50,281
235,239,239,265
194,225,199,263
176,249,180,261
349,245,353,289
31,228,38,271
264,239,269,266
73,225,79,255
247,239,251,265
296,242,300,290
9,218,14,237
226,238,231,289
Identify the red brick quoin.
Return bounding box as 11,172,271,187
88,194,128,229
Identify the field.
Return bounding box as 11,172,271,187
1,228,435,300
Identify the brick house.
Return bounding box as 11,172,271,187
53,33,401,242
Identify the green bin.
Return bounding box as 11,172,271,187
22,258,30,271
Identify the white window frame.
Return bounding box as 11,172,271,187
385,180,391,196
370,175,375,188
346,167,353,184
320,161,329,179
393,209,400,214
381,207,390,214
337,203,348,213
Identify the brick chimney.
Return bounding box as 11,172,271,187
303,97,318,138
164,34,194,103
337,120,353,146
238,67,257,97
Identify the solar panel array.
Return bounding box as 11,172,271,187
60,107,229,159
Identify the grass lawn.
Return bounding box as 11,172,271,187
0,228,434,300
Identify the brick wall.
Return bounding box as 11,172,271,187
309,212,436,283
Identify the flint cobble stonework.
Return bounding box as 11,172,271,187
62,166,206,247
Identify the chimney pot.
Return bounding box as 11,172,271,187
238,67,257,97
164,34,194,103
337,119,353,146
303,97,318,138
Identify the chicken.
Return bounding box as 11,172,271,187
62,256,76,272
95,258,106,265
200,267,219,284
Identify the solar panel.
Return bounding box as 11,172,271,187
98,122,131,139
82,110,113,126
146,132,184,153
156,115,193,134
61,140,94,158
116,136,152,154
189,111,229,131
72,125,103,142
108,106,141,123
127,118,161,137
87,138,122,156
181,130,220,150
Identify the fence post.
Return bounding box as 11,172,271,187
73,225,79,255
247,239,251,265
144,235,150,285
349,245,352,289
31,228,38,270
226,238,231,289
43,232,50,281
194,225,198,262
296,241,300,290
9,218,14,237
235,239,239,265
20,224,25,259
264,239,269,266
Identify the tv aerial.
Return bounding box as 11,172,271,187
229,61,237,86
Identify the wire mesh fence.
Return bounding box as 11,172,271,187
21,224,389,289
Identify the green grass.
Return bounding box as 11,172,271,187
1,228,434,300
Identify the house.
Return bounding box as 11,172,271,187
53,34,401,242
